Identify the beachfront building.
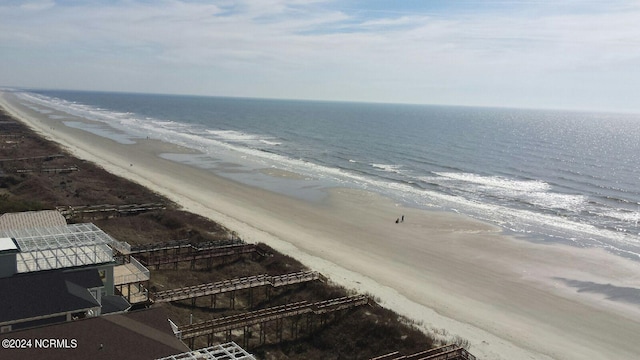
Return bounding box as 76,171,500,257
0,307,191,359
0,212,148,333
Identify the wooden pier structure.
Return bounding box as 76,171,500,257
129,238,244,255
15,165,79,174
130,239,193,254
151,271,322,307
176,295,370,349
0,154,65,163
0,153,77,174
56,202,167,220
370,344,476,360
134,241,265,270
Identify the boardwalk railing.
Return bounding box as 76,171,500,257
56,203,166,220
130,239,193,254
176,295,370,340
16,165,78,173
130,238,244,255
369,344,476,360
137,243,264,269
152,271,321,303
114,256,150,285
0,154,65,163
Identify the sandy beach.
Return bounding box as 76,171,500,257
2,91,640,360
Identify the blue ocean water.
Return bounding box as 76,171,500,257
13,90,640,260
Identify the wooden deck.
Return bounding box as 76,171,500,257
129,238,245,255
177,295,370,348
137,243,265,270
370,345,476,360
152,271,321,303
0,154,65,163
113,257,151,304
56,202,166,220
116,282,149,304
113,262,150,285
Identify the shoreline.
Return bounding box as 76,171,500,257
3,91,640,360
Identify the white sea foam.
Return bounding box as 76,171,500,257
20,102,53,114
435,172,550,192
415,172,640,254
207,129,262,142
429,172,589,211
206,129,281,147
17,92,138,129
371,163,403,174
526,192,586,211
63,121,137,145
601,210,640,223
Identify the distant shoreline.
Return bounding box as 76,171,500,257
7,87,640,115
3,90,640,360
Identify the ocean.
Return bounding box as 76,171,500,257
12,89,640,260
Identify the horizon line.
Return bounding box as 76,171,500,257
3,85,639,116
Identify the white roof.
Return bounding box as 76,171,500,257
155,342,256,360
0,210,67,230
0,223,125,251
16,244,114,273
0,237,18,252
0,223,130,273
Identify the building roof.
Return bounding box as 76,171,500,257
0,237,18,254
0,268,102,324
0,223,129,273
156,342,256,360
0,307,189,360
0,223,118,252
0,210,67,230
101,295,131,314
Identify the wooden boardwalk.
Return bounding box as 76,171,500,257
0,154,76,174
130,239,193,254
56,202,166,220
0,154,65,163
129,238,244,255
137,243,265,270
176,295,370,348
16,165,78,174
370,345,476,360
152,271,321,303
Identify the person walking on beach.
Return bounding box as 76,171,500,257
395,218,399,224
401,215,404,222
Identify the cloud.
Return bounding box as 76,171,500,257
19,0,55,11
1,0,639,111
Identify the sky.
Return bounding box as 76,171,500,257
1,0,640,112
